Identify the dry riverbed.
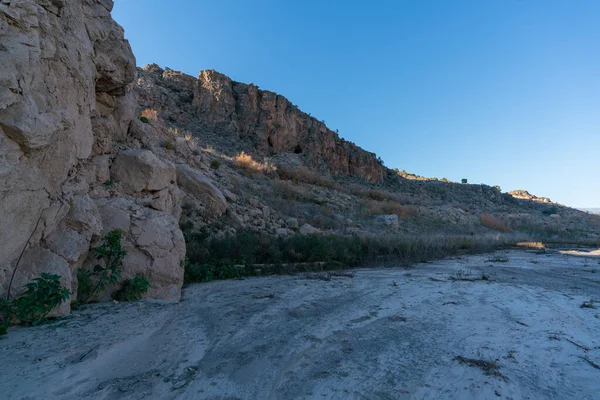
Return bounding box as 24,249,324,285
1,249,599,399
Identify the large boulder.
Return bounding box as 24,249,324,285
111,149,176,193
91,197,185,301
176,165,227,215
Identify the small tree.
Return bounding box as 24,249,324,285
10,273,70,325
77,230,126,304
461,178,468,184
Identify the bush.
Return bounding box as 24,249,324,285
210,160,221,170
362,199,415,219
480,214,510,233
0,298,11,335
141,108,158,122
234,152,274,174
10,273,70,325
77,230,126,304
114,273,150,302
276,165,337,189
139,116,149,124
163,140,173,150
184,230,506,283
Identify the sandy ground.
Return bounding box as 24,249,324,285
1,249,599,400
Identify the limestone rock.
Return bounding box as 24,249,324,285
375,214,400,229
90,197,185,301
176,165,227,216
299,224,320,235
285,217,299,229
111,149,176,193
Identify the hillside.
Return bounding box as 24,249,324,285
135,64,600,248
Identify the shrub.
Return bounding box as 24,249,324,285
114,273,150,302
163,140,173,150
461,178,468,184
480,214,510,233
184,230,506,283
10,273,70,325
210,160,221,170
234,152,274,174
276,165,337,188
0,298,11,335
367,189,386,201
493,185,501,191
141,108,158,122
139,116,150,124
362,199,415,219
77,230,126,304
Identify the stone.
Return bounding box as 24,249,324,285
45,226,90,264
64,195,103,234
299,224,320,235
285,217,299,229
111,149,176,193
276,228,294,236
176,165,227,216
375,214,400,228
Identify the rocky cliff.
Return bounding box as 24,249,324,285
0,0,192,309
137,65,388,183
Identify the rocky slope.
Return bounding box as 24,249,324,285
137,65,387,183
134,65,600,244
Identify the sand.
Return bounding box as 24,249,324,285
1,249,599,399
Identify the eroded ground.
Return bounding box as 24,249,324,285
1,249,599,399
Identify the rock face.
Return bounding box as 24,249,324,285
508,190,552,204
138,66,388,183
0,1,186,310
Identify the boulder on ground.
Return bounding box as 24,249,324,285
375,214,400,228
176,165,227,215
111,149,175,193
299,223,320,235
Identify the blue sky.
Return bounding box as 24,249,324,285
113,0,600,207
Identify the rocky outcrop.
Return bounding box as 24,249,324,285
508,190,552,204
137,66,387,183
0,1,186,309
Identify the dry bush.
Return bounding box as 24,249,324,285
272,180,307,200
234,152,275,174
277,164,338,189
516,241,545,250
367,189,387,201
480,214,510,233
141,108,159,121
363,199,416,219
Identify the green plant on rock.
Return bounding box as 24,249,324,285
114,273,150,302
210,160,221,169
10,273,70,325
140,116,149,124
77,229,126,304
